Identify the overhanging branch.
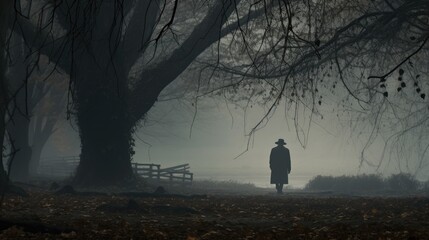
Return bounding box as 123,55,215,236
129,0,245,122
15,16,71,74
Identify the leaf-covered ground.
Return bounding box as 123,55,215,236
1,189,429,239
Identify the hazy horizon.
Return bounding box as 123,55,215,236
40,97,429,188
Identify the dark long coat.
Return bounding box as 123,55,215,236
270,145,291,184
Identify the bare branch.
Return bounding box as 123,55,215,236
122,0,161,72
129,0,243,122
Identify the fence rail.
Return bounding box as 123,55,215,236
131,163,193,184
37,157,193,184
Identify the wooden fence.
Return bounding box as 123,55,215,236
131,163,193,184
37,157,193,184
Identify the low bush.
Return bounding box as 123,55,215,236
422,181,429,193
305,173,423,193
304,175,335,191
305,174,384,192
386,173,420,192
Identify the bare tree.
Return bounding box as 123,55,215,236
0,0,67,182
29,77,67,175
6,53,67,180
13,0,279,186
12,0,429,186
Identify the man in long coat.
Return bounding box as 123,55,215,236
270,139,291,194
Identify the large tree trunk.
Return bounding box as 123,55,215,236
73,57,134,186
0,0,12,191
29,143,42,176
0,103,6,191
0,85,7,190
74,85,134,186
69,0,139,186
29,116,57,175
7,110,32,181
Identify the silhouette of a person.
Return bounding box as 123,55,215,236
270,139,291,194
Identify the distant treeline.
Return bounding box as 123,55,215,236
305,173,429,193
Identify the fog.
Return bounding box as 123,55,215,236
6,0,425,190
42,97,406,189
135,99,369,188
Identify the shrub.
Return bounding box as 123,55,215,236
305,175,335,191
305,173,424,193
305,174,384,192
422,180,429,193
352,174,385,191
386,173,420,192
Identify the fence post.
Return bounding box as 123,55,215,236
157,165,160,180
131,163,136,174
149,165,153,179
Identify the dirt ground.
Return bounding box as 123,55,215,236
1,187,428,239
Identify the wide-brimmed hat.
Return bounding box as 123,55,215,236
275,139,286,145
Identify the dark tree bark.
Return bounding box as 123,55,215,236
6,50,33,181
29,143,42,175
29,116,57,175
0,79,7,191
5,33,34,181
72,53,134,185
7,112,32,182
74,95,134,185
0,0,12,191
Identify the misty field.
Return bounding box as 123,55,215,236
1,183,428,239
